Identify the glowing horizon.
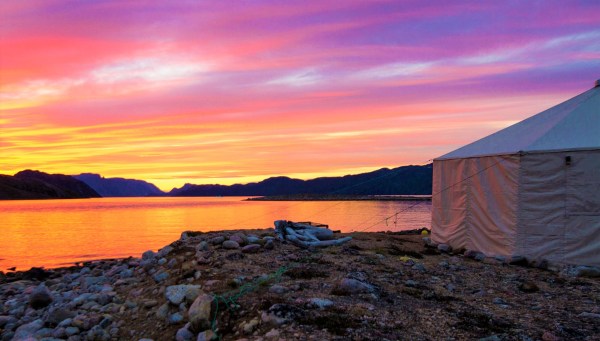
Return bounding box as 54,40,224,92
1,1,599,191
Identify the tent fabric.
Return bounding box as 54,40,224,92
437,86,600,160
431,83,600,266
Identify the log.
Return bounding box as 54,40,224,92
274,220,352,249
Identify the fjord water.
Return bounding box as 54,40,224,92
0,197,431,271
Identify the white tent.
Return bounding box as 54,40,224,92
431,80,600,266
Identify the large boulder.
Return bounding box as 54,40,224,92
188,294,214,332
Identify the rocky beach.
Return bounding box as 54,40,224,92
1,227,599,341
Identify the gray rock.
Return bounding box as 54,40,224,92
579,312,600,319
196,241,209,252
167,258,178,268
87,325,111,341
437,244,452,253
142,250,156,260
0,316,18,328
230,232,248,245
405,280,418,287
166,285,202,305
268,285,287,294
307,298,334,309
242,244,261,253
571,265,600,278
34,327,54,338
332,278,376,295
264,239,274,250
412,263,427,272
13,319,44,339
222,240,240,249
508,255,528,266
208,236,225,245
175,324,194,341
196,329,217,341
493,297,507,305
169,312,184,325
188,294,213,332
158,258,167,266
247,236,261,244
478,335,502,341
45,307,75,327
156,303,170,320
157,245,174,258
29,284,53,309
261,304,306,326
152,271,169,283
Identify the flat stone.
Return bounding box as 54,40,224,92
579,312,600,319
222,240,240,249
264,239,274,250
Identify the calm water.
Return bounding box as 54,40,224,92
0,197,431,271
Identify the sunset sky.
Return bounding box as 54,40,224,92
1,1,599,191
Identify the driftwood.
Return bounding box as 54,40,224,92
274,220,352,249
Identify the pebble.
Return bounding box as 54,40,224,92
169,312,184,325
29,284,53,309
265,328,280,339
405,280,418,287
176,324,195,341
152,271,169,283
13,319,44,339
157,245,174,258
437,244,452,253
196,241,209,252
268,284,287,294
208,236,225,245
333,278,377,295
264,239,274,250
222,240,240,249
242,244,261,254
579,312,600,319
196,329,217,341
570,265,600,278
307,298,334,309
141,250,156,260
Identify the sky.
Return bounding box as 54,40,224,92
1,1,599,191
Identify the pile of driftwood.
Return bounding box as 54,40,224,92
274,220,352,248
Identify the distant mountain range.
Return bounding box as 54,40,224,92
0,170,100,200
169,164,432,196
74,173,163,197
0,164,433,200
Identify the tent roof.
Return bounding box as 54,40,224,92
437,82,600,160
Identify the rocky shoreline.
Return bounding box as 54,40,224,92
1,228,599,340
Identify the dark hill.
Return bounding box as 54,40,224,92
0,170,101,200
169,164,432,196
75,173,164,197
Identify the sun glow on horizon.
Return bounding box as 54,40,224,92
1,1,599,188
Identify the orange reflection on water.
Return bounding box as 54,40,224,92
0,197,431,271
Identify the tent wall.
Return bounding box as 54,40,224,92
516,150,600,266
431,155,520,256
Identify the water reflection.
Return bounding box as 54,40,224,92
0,197,431,271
